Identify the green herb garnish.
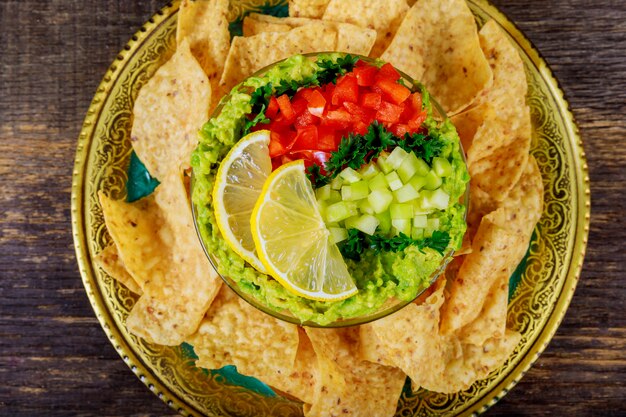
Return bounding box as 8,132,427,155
316,54,359,84
308,122,445,186
338,229,451,260
369,230,451,256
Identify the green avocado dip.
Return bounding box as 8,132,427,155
191,53,468,325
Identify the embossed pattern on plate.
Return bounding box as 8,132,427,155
71,1,590,416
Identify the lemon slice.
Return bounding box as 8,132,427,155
251,160,357,301
213,130,271,273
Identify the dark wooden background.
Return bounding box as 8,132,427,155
1,0,624,416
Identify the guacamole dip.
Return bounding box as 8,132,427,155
191,54,468,325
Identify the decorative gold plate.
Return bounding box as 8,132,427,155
71,1,590,415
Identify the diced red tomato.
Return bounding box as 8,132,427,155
302,89,326,117
291,97,308,117
250,59,429,173
292,125,318,150
317,126,336,151
266,96,279,119
331,74,359,105
377,63,401,81
268,131,287,158
376,101,404,124
294,109,317,129
343,101,369,121
389,123,409,137
353,121,370,135
322,109,353,129
353,64,378,87
360,92,382,110
276,94,295,121
410,92,423,112
376,78,411,104
407,110,428,132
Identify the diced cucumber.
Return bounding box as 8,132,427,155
368,172,388,191
432,157,453,177
413,214,428,228
368,189,393,213
408,174,428,192
411,199,434,215
315,184,332,201
393,183,420,203
346,201,359,216
385,171,403,191
426,188,450,210
338,167,362,184
359,162,380,179
386,147,409,170
326,201,352,223
329,227,348,244
328,189,342,203
352,181,370,200
423,170,443,190
392,219,411,236
341,181,370,201
375,211,392,234
358,198,375,215
411,227,425,240
397,152,422,183
415,157,431,176
344,215,360,230
317,200,328,220
376,152,393,174
353,214,380,235
390,203,413,220
330,176,344,190
427,217,440,229
424,228,434,238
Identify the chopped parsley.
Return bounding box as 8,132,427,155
307,122,446,186
339,229,451,261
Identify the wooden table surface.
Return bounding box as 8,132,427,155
1,1,624,416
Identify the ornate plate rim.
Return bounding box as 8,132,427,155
70,1,591,416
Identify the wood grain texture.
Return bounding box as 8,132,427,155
0,0,624,416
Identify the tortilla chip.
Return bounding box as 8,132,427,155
98,192,163,290
470,129,530,202
322,0,409,57
450,102,494,162
112,169,222,345
95,244,143,295
466,182,498,242
476,20,528,126
289,0,331,18
131,39,210,180
305,327,406,417
456,20,532,200
419,329,521,393
218,24,337,95
440,208,527,334
499,155,544,238
243,14,377,56
456,271,509,345
242,17,291,36
380,0,492,114
360,278,446,389
177,0,230,108
186,286,307,400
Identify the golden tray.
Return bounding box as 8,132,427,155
71,1,590,415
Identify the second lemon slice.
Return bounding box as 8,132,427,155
213,130,271,273
251,160,357,301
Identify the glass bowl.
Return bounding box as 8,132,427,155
191,52,469,328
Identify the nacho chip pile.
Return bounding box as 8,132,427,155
96,0,544,414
